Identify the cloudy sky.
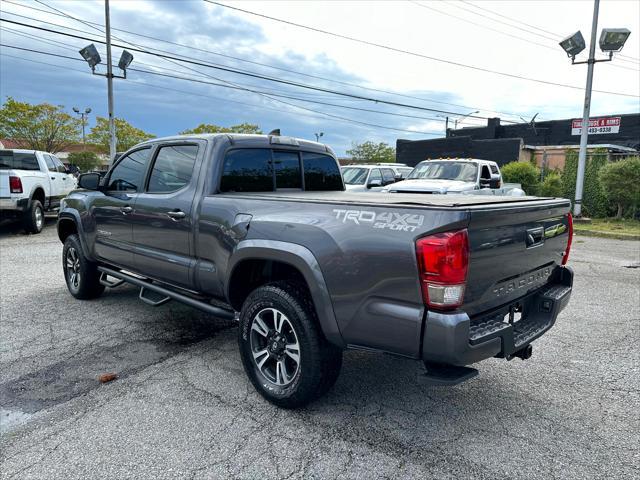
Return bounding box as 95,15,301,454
1,0,638,155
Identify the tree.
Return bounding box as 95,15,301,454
501,161,540,195
180,123,262,135
67,151,102,172
0,97,80,153
346,141,396,163
88,117,155,152
561,149,609,217
599,157,640,218
538,172,564,198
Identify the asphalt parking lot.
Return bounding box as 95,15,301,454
0,220,638,479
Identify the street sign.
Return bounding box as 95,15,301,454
571,116,621,135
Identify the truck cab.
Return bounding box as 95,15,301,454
383,158,505,194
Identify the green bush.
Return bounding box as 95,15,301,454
599,157,640,218
539,172,564,197
501,161,540,195
561,149,609,217
67,151,101,172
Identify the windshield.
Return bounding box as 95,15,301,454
341,167,368,185
408,161,478,182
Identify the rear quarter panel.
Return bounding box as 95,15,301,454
199,194,468,358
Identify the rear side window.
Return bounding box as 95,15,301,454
0,151,40,171
302,152,342,191
481,165,491,179
220,149,273,192
148,144,198,193
107,148,152,192
273,151,301,189
44,155,57,172
52,156,66,173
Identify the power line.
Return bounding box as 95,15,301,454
205,1,639,97
0,43,443,136
27,0,448,136
0,0,528,119
2,18,539,118
458,0,640,65
410,0,638,72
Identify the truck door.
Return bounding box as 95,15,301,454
130,142,201,288
42,154,61,207
93,147,152,269
50,154,75,198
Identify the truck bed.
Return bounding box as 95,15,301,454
220,191,567,209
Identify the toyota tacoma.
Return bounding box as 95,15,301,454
57,134,573,408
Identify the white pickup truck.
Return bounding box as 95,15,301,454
0,149,77,233
382,158,525,196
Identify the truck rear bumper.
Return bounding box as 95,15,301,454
422,266,573,366
0,197,28,215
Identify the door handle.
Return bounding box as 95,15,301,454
51,176,56,180
120,206,133,214
167,210,186,220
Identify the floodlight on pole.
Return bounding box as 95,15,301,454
599,28,631,52
78,43,101,71
559,31,586,59
314,132,324,142
72,106,92,149
558,0,631,217
454,111,479,129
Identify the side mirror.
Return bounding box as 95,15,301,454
78,172,101,190
367,179,382,189
489,174,501,189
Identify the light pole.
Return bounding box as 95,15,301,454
559,0,631,217
454,110,479,129
314,132,324,142
78,0,134,166
72,107,91,149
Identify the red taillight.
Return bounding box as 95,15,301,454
9,176,22,194
562,213,573,266
416,229,469,310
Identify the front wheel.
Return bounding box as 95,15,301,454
238,282,342,408
62,234,105,300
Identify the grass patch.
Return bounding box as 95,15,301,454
574,218,640,236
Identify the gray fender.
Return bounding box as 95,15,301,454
57,210,93,261
227,239,344,348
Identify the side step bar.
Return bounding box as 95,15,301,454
97,266,235,320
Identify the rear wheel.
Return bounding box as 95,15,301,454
23,200,44,234
63,234,105,299
238,282,342,408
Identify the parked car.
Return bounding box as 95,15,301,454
0,149,77,233
340,164,404,192
382,158,524,196
58,134,573,408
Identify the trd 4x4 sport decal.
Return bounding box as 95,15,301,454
333,209,424,232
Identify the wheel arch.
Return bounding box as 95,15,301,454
57,211,92,260
226,240,344,348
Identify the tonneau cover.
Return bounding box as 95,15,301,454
219,191,569,209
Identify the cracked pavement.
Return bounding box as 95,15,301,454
0,220,638,479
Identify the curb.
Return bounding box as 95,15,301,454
574,229,640,241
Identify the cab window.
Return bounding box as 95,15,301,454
220,149,273,192
44,155,57,172
302,152,342,191
273,151,301,189
106,148,152,192
147,145,198,193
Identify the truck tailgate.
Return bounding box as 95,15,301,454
464,199,571,316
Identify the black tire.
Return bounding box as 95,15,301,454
62,234,105,300
238,281,342,408
23,200,44,234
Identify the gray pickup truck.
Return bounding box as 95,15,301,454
57,134,573,408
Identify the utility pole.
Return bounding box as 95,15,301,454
105,0,116,164
573,0,599,217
